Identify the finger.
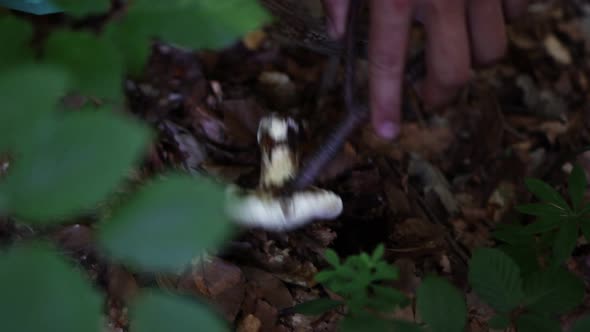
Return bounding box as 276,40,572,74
322,0,350,39
467,0,507,65
419,0,472,107
368,0,413,139
503,0,529,20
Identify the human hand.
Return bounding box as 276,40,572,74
322,0,529,139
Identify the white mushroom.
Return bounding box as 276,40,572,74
225,113,343,232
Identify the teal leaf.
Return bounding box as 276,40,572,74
570,316,590,332
54,0,110,17
515,313,561,332
129,289,226,332
0,242,102,332
523,267,584,315
568,164,587,211
292,298,343,316
488,313,511,330
416,276,466,332
43,30,124,100
98,174,234,273
524,178,569,208
0,65,70,153
552,220,578,266
0,109,150,222
0,15,34,69
468,248,524,312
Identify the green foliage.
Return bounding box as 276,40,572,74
522,267,584,315
0,15,34,69
129,289,227,332
468,248,524,312
416,276,466,332
98,174,233,273
570,316,590,332
53,0,110,17
0,242,102,332
0,109,151,222
515,164,590,266
515,313,561,332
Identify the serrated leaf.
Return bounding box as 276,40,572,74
569,164,587,211
552,220,578,266
516,203,565,218
0,15,34,69
524,178,569,209
523,267,584,315
523,216,562,234
515,313,561,332
0,242,102,332
488,313,511,329
54,0,110,17
44,30,124,100
324,249,340,267
292,298,343,316
0,110,150,222
0,65,70,153
468,248,524,312
416,276,466,332
98,174,234,272
570,316,590,332
129,289,226,332
106,0,271,74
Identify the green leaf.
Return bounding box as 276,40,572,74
488,313,511,330
581,221,590,243
416,276,466,332
0,109,150,222
569,164,587,211
0,15,34,69
106,0,271,74
292,298,343,316
552,220,578,266
523,216,562,234
468,248,524,312
43,30,124,100
516,203,565,218
372,243,385,261
570,316,590,332
324,249,340,267
493,223,535,245
370,285,409,311
129,289,226,332
524,178,569,208
515,313,561,332
340,315,422,332
523,267,584,315
373,261,399,281
498,244,540,279
98,174,234,272
0,242,102,332
53,0,110,17
0,65,70,153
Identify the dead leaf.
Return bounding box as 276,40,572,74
544,34,572,65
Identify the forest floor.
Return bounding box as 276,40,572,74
85,1,590,331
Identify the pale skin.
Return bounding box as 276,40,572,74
321,0,529,139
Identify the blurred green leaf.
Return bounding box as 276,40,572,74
0,65,70,153
515,313,561,332
524,178,569,209
370,285,409,311
416,276,466,332
324,249,340,266
106,0,271,74
581,221,590,243
516,203,565,218
523,267,584,315
292,298,343,316
130,289,226,332
373,261,399,281
468,248,523,312
44,30,124,100
0,15,34,68
493,223,535,245
371,243,385,261
498,244,540,279
552,220,578,266
54,0,110,17
523,216,562,234
98,174,234,272
0,110,150,222
570,316,590,332
568,164,587,211
488,313,511,330
0,242,102,332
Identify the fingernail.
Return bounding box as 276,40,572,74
377,122,399,140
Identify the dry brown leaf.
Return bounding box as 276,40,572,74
544,34,572,64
